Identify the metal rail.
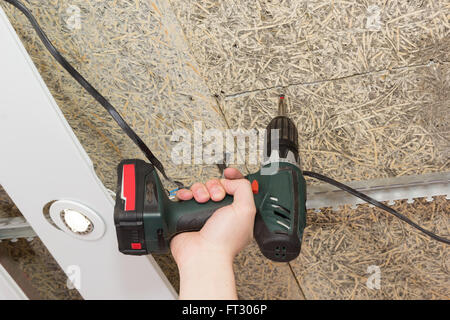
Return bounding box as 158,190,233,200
306,171,450,210
0,217,36,241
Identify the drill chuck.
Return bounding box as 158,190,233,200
265,115,300,164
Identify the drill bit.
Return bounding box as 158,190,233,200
278,95,287,116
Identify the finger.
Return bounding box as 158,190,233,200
223,167,245,180
190,182,210,203
220,178,255,214
205,179,226,202
176,189,193,201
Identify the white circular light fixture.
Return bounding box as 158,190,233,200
61,209,93,234
48,200,105,241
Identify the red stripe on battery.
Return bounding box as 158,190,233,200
122,164,136,211
131,243,142,250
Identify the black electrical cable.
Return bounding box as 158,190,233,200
4,0,448,245
303,171,450,245
4,0,183,188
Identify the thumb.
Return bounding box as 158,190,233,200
220,178,256,215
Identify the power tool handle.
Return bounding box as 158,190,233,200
168,193,270,256
167,194,235,234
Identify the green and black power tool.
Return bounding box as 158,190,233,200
114,97,307,262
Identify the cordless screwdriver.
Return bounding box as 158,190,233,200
114,96,307,262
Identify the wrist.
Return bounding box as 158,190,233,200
177,251,237,300
176,246,234,271
171,233,235,269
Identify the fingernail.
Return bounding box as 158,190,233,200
211,186,222,194
178,190,189,197
195,187,208,199
211,186,223,200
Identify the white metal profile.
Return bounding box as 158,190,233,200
0,7,176,299
0,265,28,300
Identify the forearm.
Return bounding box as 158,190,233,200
177,253,237,300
